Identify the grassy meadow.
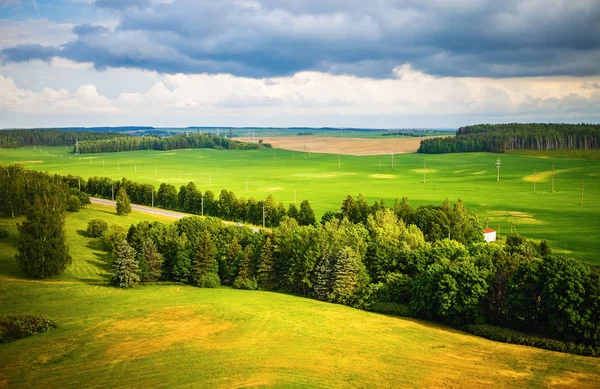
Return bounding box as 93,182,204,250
1,146,599,264
1,203,600,388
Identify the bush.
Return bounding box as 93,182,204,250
463,324,600,357
233,277,258,290
67,195,81,212
87,219,108,238
0,228,8,240
0,314,57,343
100,225,127,252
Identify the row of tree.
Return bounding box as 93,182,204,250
418,123,600,154
106,209,600,353
75,133,270,154
0,129,122,149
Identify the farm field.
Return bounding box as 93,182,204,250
1,203,599,388
237,135,435,155
0,146,599,264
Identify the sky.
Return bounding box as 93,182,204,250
0,0,599,128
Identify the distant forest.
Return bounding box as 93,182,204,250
418,123,600,154
75,133,270,154
0,129,123,148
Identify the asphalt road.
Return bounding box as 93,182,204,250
91,197,189,219
91,197,261,232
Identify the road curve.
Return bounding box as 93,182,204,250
90,197,261,232
91,197,190,219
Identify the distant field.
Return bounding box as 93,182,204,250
1,204,599,388
1,146,599,264
238,136,438,155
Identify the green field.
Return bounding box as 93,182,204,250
1,204,599,388
1,146,599,264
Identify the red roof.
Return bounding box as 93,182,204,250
483,228,495,234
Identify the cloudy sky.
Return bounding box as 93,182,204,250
0,0,599,128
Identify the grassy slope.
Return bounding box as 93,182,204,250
1,146,599,263
0,205,599,388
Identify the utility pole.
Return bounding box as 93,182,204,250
496,157,502,181
151,189,154,208
533,169,536,194
551,164,555,192
338,154,341,170
581,177,584,206
201,194,204,216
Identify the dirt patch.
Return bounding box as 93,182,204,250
369,174,397,179
239,136,439,156
17,160,44,164
97,307,232,359
412,168,438,174
472,171,486,175
547,372,600,388
488,211,543,225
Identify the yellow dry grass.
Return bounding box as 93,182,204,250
239,136,435,156
522,168,580,182
369,174,397,179
96,307,232,360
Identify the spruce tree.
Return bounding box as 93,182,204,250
257,237,276,290
111,240,140,288
191,231,220,288
331,247,360,303
224,239,242,285
15,195,72,278
140,239,163,282
312,251,333,301
116,187,131,215
233,246,257,290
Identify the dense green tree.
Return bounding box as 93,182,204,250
15,195,71,278
100,224,128,252
233,247,257,290
287,203,299,220
298,200,316,226
330,247,361,303
67,195,81,212
223,239,242,285
157,183,177,209
312,251,333,301
140,239,163,282
111,240,140,288
115,187,131,215
257,237,276,290
191,231,220,288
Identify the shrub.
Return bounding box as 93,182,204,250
100,225,127,252
67,195,81,212
233,276,258,290
87,219,108,238
0,314,57,343
463,324,600,357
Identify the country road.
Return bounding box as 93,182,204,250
91,197,261,231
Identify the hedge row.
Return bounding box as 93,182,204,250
0,314,57,343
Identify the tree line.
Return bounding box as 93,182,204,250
104,209,600,356
4,163,600,355
75,133,270,154
0,129,123,149
418,123,600,154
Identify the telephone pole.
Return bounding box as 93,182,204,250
495,157,502,181
201,194,204,216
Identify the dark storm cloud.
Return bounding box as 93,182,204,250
1,0,599,78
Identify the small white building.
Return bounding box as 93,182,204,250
483,228,496,242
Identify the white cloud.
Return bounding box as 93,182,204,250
0,64,599,127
